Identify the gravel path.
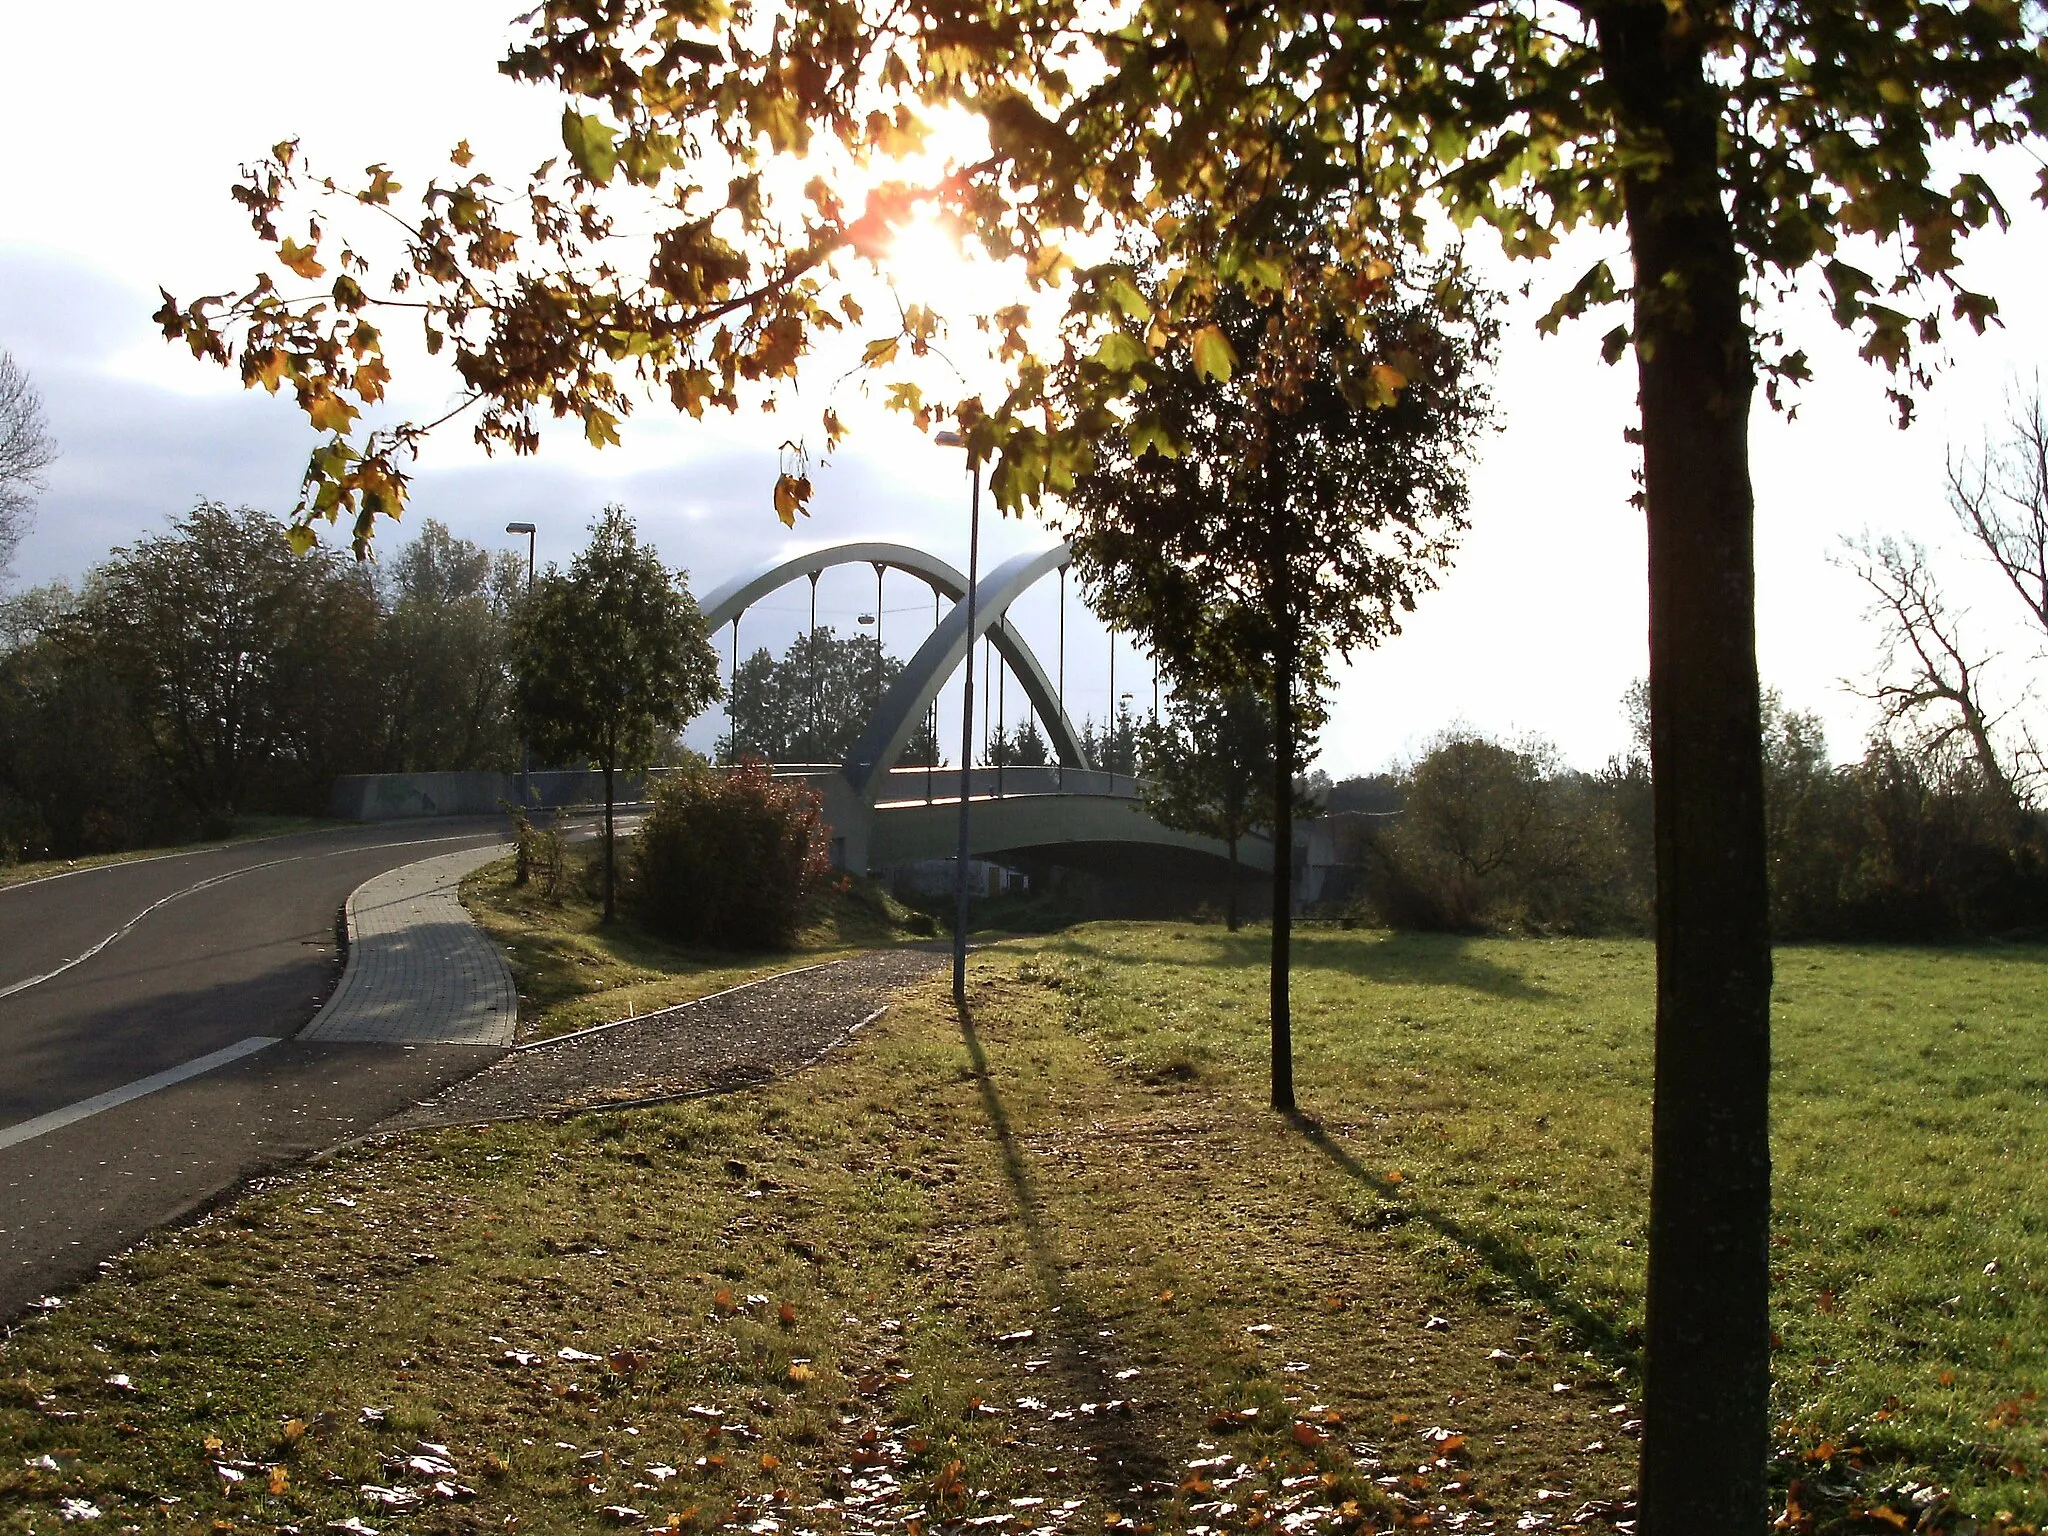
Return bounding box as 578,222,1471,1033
385,945,947,1129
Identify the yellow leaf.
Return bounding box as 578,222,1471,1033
277,238,324,280
584,407,622,448
282,1418,308,1443
269,1466,289,1495
787,1361,814,1382
1190,324,1235,383
1369,362,1409,404
305,392,357,435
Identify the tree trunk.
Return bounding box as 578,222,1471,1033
1598,7,1774,1533
1226,834,1241,932
1269,634,1295,1113
602,757,616,923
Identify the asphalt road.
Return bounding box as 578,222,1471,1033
0,820,515,1320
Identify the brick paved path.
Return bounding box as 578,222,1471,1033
299,843,516,1046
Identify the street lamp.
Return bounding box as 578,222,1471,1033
506,523,537,808
935,428,980,1009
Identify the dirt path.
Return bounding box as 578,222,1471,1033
385,945,947,1128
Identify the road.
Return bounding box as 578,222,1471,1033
0,820,514,1319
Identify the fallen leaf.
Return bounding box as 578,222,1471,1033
778,1302,798,1327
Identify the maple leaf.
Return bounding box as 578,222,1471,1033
277,238,324,280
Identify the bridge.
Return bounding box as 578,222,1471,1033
699,540,1273,883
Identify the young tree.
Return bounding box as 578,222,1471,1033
1141,687,1273,930
158,0,2048,1523
0,351,57,580
513,507,720,920
1063,244,1493,1110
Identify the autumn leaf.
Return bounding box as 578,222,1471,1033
305,391,358,434
562,109,619,185
1092,333,1147,373
277,238,324,280
1190,325,1235,383
778,1301,797,1327
281,1418,308,1443
1291,1420,1328,1447
269,1466,289,1495
713,1287,736,1313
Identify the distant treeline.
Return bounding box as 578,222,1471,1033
1332,691,2048,943
0,503,525,859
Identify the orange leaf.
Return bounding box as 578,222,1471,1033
779,1302,798,1327
277,237,325,280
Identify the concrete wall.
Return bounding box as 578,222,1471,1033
328,770,666,821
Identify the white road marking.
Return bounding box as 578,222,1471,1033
0,833,500,1002
0,860,298,1001
0,1036,281,1153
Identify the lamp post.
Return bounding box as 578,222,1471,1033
505,522,537,809
935,428,980,1008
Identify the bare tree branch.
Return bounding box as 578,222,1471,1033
1838,531,2027,808
1949,380,2048,641
0,350,58,578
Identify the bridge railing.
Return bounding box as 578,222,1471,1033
767,762,1145,804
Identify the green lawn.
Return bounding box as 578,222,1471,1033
2,926,2043,1533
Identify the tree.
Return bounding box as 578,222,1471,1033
1141,687,1273,930
1062,244,1492,1111
376,520,526,772
0,351,56,580
513,506,719,920
1079,706,1143,778
160,0,2048,1523
81,501,382,820
721,626,903,763
1839,532,2029,810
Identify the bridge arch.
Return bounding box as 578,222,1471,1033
701,540,1088,786
843,543,1087,805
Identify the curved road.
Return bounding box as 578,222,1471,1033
0,820,514,1319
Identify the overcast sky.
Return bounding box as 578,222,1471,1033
4,3,2045,778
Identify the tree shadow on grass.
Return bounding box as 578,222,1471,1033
954,999,1172,1508
1282,1107,1640,1374
1050,928,1555,1003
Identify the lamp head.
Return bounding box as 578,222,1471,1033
505,522,536,535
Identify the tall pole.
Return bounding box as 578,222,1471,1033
506,522,537,809
929,585,940,805
996,625,1006,799
952,459,982,1007
808,570,820,765
1058,564,1067,789
729,617,740,763
873,561,886,711
1107,626,1116,792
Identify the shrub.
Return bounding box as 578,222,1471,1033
632,757,832,949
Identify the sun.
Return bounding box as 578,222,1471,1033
882,205,985,323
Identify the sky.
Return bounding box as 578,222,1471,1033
3,3,2045,779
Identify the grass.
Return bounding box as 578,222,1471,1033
0,816,339,890
2,926,2043,1534
460,845,936,1040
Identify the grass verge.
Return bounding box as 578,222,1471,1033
461,846,933,1041
0,817,339,891
3,927,2042,1534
